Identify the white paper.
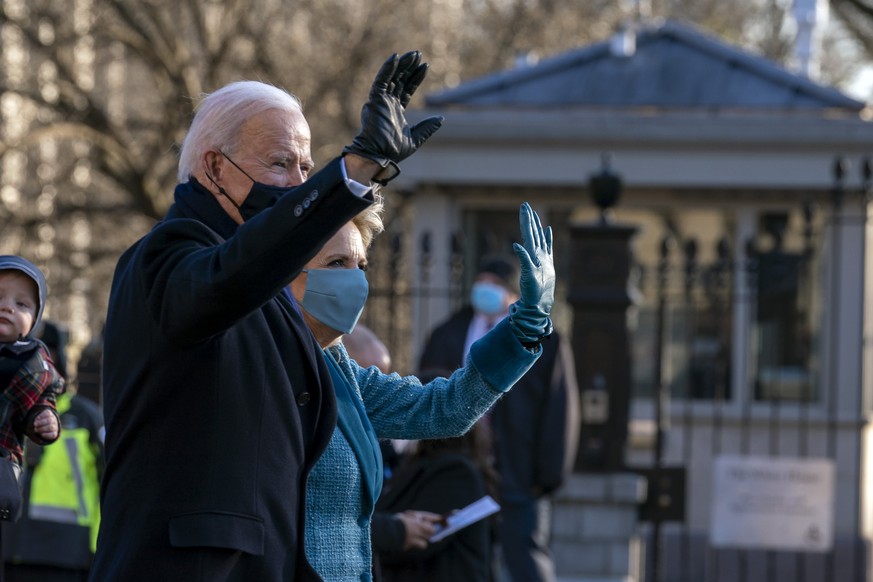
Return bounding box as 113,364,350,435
428,495,500,543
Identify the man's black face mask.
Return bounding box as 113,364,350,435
210,152,289,221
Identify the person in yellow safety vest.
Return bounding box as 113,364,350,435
2,321,104,582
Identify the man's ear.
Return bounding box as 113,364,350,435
204,150,223,183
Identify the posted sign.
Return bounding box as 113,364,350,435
710,455,834,552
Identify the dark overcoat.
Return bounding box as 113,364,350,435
418,307,579,500
90,159,371,581
375,453,491,582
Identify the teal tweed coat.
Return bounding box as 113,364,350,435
304,318,540,581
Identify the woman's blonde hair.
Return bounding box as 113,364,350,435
351,190,385,249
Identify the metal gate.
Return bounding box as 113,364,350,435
636,157,872,582
363,157,872,582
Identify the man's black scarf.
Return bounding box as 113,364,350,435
170,177,240,240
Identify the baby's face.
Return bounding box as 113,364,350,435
0,271,37,343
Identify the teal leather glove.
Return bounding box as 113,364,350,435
343,51,444,185
509,202,555,343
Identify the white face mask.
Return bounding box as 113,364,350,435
470,282,508,316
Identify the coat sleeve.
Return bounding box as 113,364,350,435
344,319,540,441
371,511,408,553
135,159,372,345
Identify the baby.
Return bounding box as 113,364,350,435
0,255,62,478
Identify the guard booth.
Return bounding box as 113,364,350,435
370,19,873,582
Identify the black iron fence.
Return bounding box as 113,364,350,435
635,159,872,582
361,157,873,582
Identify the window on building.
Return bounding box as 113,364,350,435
628,203,822,404
747,208,822,402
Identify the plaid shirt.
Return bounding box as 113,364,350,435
0,344,63,466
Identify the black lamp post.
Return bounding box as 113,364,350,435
589,152,623,223
571,152,637,472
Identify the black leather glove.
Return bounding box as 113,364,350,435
343,51,444,185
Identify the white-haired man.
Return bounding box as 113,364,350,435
91,52,442,582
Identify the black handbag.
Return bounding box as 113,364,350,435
0,454,22,522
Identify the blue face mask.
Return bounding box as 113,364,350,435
470,282,508,316
301,268,369,334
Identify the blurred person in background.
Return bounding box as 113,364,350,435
375,419,498,582
419,255,580,582
343,324,392,376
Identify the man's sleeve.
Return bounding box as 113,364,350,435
142,158,373,345
371,511,407,553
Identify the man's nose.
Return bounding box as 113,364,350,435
285,166,306,188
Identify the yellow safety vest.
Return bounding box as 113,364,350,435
27,393,102,551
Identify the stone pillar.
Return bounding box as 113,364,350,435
555,220,645,581
553,473,648,582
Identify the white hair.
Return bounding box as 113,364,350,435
177,81,303,183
